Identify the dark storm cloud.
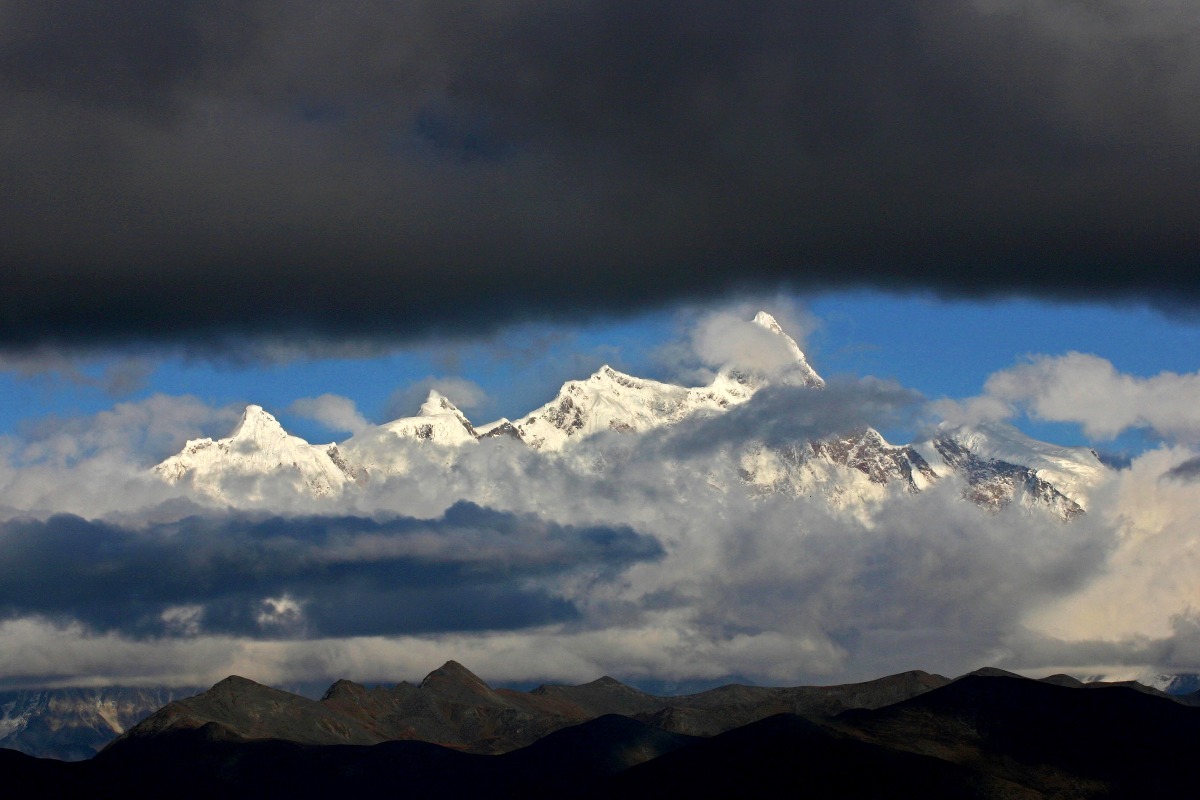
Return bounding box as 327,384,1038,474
1161,455,1200,482
0,502,662,637
2,1,1199,351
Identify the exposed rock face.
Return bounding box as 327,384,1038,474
118,676,379,747
476,419,522,441
812,429,937,491
932,437,1085,521
939,421,1107,508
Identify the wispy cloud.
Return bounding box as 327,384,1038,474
289,394,370,435
0,350,154,396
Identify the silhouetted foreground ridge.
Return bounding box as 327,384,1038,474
4,663,1199,798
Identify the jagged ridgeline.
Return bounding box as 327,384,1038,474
152,312,1104,518
104,661,951,754
7,664,1200,798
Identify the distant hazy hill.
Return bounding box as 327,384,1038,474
0,687,196,761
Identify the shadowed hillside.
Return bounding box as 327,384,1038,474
5,667,1199,798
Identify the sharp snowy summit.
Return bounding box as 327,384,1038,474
153,312,1105,518
154,405,352,500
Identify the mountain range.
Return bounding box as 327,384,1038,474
152,312,1105,520
5,662,1200,798
109,659,952,753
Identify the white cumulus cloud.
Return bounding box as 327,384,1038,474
935,352,1200,442
289,393,370,435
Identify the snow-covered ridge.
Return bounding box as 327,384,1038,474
150,312,1107,517
751,311,825,388
154,311,820,494
379,390,478,446
513,364,749,452
934,421,1106,508
927,437,1085,520
154,405,353,500
507,311,821,451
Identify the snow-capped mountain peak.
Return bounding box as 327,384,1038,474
150,311,1103,520
506,313,823,452
512,362,771,452
331,390,480,476
377,390,478,443
418,390,462,419
745,311,824,388
229,404,288,444
154,405,351,500
752,311,806,363
475,417,522,440
752,310,785,333
928,420,1108,508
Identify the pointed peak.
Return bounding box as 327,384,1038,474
586,676,627,688
320,678,367,702
745,311,825,388
418,389,462,418
752,310,784,334
419,660,496,697
209,675,268,692
588,365,640,386
230,405,286,439
422,659,480,682
859,426,890,447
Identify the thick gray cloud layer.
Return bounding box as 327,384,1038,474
0,503,662,638
2,1,1198,351
1162,456,1200,482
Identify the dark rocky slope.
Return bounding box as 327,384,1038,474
6,668,1200,798
108,660,949,754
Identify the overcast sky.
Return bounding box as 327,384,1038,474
2,1,1198,354
2,2,1200,691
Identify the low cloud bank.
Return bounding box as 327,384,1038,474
0,503,661,640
